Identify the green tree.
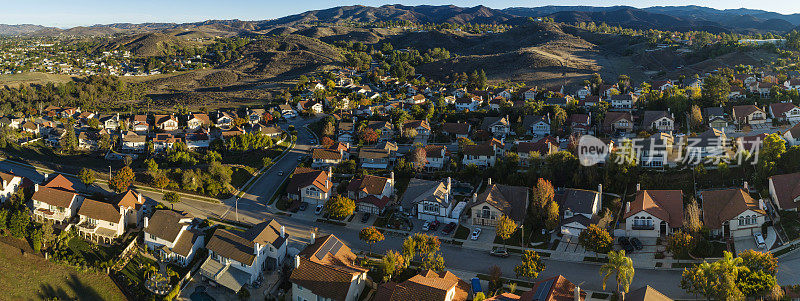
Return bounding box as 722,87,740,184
701,75,731,107
324,195,356,220
110,166,135,192
359,227,385,254
514,250,546,280
600,250,635,297
495,215,517,249
59,119,78,152
164,191,180,203
579,224,613,256
681,251,747,300
8,210,30,238
544,201,560,230
381,250,405,281
531,178,554,216
78,168,96,186
420,252,446,272
666,230,695,260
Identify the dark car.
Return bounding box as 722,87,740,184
429,220,441,231
618,236,634,253
298,202,309,211
630,237,643,250
361,213,371,223
441,222,457,235
490,248,510,258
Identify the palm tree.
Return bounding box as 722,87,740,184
600,250,635,299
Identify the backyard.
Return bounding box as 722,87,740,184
0,241,126,301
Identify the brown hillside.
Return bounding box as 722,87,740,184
224,35,344,79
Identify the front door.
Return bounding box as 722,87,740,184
659,221,667,236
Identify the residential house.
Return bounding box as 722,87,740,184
425,145,447,170
121,131,146,152
348,174,395,214
522,115,551,137
403,120,431,137
290,234,369,301
279,104,297,119
367,121,394,141
575,86,591,99
99,114,121,132
622,189,684,237
312,148,345,167
186,131,211,149
246,109,266,124
769,102,800,123
641,111,675,132
76,198,125,243
152,133,182,153
400,177,462,223
684,128,729,164
600,84,620,98
462,143,497,167
757,82,775,98
522,87,538,100
703,107,728,129
154,114,179,131
441,122,471,139
768,172,800,211
480,116,511,137
359,147,391,169
603,112,634,134
0,172,24,203
609,94,638,110
201,220,289,292
144,210,204,266
215,111,236,128
639,133,675,168
569,114,591,135
131,114,149,132
406,94,426,105
455,95,482,111
517,137,558,163
700,186,766,239
651,80,674,91
337,122,355,143
187,113,211,130
374,270,470,301
470,182,529,227
626,286,673,301
110,189,146,226
732,105,768,127
558,187,602,236
21,121,39,134
686,78,703,89
31,183,83,225
286,168,332,205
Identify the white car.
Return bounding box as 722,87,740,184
754,233,766,249
470,228,482,240
421,221,431,231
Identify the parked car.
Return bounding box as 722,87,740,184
298,202,309,211
422,221,431,231
314,205,324,215
490,247,509,258
630,237,643,250
441,222,457,235
470,228,482,240
278,171,284,176
618,236,634,253
361,213,371,223
429,220,441,231
754,233,766,249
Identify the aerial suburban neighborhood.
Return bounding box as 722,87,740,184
6,1,800,301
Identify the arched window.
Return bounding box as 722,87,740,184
739,216,745,226
482,206,491,219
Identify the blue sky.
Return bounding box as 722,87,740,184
5,0,797,28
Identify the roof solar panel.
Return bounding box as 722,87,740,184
330,239,343,255
315,237,338,260
533,279,554,301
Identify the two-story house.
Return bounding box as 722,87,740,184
641,111,675,132
152,133,182,153
768,172,800,211
770,102,800,124
558,186,602,236
609,94,638,110
0,172,24,203
461,144,497,167
358,147,392,169
111,189,146,226
367,121,394,141
400,177,462,223
31,175,84,225
516,136,558,163
286,168,332,206
441,122,471,139
455,95,482,111
700,185,766,239
154,114,179,131
187,113,211,130
348,174,395,214
402,120,431,137
131,114,149,132
703,106,728,129
425,145,447,170
99,114,121,132
144,210,204,266
312,148,346,167
480,116,511,137
337,122,355,143
603,112,634,134
522,115,551,137
121,131,146,152
201,219,289,293
469,182,529,227
374,270,470,301
76,198,125,244
622,188,684,237
569,114,592,135
732,105,768,127
290,234,369,301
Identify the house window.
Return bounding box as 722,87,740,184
481,206,491,219
423,203,438,213
150,234,156,240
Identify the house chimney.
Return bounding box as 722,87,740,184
390,171,395,184
254,242,260,255
34,184,39,192
328,166,333,177
144,217,149,228
487,178,492,186
310,232,315,244
137,191,142,204
294,255,301,268
598,184,603,206
447,177,452,192
574,286,581,301
281,226,286,237
744,181,749,191
472,193,478,203
636,183,641,191
625,201,631,213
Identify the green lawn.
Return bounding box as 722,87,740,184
117,252,158,299
67,236,114,265
0,241,126,301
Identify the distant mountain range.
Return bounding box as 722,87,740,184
3,4,800,36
